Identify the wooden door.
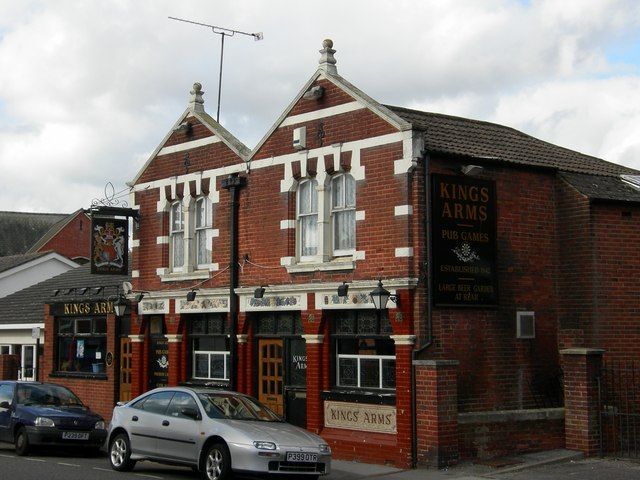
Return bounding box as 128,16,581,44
119,337,132,402
258,339,284,415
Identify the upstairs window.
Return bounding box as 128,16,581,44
170,200,184,272
297,179,318,259
195,196,213,268
331,173,356,255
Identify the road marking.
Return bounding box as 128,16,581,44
134,474,164,479
0,454,14,458
93,467,113,472
24,458,45,462
58,462,80,467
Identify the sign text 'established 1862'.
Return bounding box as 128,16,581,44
431,173,498,307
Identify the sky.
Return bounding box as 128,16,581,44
1,0,640,213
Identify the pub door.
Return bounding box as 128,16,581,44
258,339,284,415
119,337,132,402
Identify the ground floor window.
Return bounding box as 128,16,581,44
333,310,395,389
189,314,230,381
56,317,107,373
0,345,12,355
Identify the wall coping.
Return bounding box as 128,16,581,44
560,348,605,356
458,407,565,425
413,359,459,367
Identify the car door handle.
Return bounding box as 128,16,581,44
162,420,170,426
132,416,138,422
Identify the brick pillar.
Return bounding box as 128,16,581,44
561,348,604,456
391,335,416,469
167,334,183,386
414,359,460,468
129,335,145,398
0,355,19,380
303,334,323,434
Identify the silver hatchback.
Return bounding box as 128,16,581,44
107,387,331,480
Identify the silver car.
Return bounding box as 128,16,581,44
107,387,331,480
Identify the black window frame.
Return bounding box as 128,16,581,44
55,317,107,374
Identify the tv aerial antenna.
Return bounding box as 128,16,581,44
169,16,263,122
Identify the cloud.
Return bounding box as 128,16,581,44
1,0,640,212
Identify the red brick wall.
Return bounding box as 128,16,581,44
37,211,91,261
0,354,19,380
426,160,560,413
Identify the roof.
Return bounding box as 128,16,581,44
0,252,50,274
27,209,88,254
0,211,69,256
0,263,130,325
560,172,640,203
387,106,639,177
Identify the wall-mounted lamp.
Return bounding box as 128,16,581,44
460,164,484,176
92,286,104,295
63,288,75,295
52,289,60,296
337,282,349,297
186,290,197,302
254,286,266,299
113,296,128,317
369,279,399,310
77,287,88,295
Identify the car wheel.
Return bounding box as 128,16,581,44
14,426,30,456
202,443,231,480
109,433,136,472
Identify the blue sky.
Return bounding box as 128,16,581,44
1,0,640,212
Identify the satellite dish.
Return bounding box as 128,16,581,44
122,282,133,295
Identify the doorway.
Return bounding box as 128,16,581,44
20,345,35,381
258,339,283,415
119,337,132,402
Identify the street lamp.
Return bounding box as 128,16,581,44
113,296,128,317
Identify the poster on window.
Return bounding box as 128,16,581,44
431,173,498,307
91,217,128,275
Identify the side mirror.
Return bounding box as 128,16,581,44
180,407,201,420
0,401,10,409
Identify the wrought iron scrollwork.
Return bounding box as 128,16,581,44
91,182,129,208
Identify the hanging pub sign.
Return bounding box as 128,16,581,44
431,173,498,307
91,216,128,275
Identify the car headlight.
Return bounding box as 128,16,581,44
34,417,55,427
94,420,106,430
253,441,277,450
319,443,331,454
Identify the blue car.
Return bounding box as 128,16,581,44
0,381,107,455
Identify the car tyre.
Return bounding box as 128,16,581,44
14,426,30,456
202,442,231,480
109,433,136,472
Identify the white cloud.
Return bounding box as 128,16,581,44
1,0,640,212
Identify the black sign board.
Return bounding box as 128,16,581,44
149,336,169,389
50,300,114,317
91,217,128,275
431,174,498,307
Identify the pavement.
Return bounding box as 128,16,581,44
329,449,593,479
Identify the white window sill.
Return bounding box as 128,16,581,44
286,258,356,273
159,270,211,282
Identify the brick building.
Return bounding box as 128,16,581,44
40,40,640,467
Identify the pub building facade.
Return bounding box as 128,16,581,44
42,40,640,467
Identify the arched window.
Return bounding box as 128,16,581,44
170,200,184,271
195,196,213,268
331,173,356,255
297,178,318,259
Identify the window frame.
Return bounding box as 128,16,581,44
55,317,107,374
189,314,230,382
330,173,356,256
296,178,319,262
332,311,395,391
170,200,185,272
194,195,213,269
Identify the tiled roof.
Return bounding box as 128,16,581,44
0,252,50,274
560,172,640,203
387,106,639,177
0,211,69,256
0,264,130,325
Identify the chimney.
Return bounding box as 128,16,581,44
318,39,337,75
188,82,205,113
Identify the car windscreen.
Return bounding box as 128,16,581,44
16,384,84,407
197,393,282,422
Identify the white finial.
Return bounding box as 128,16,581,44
189,82,205,112
318,39,337,74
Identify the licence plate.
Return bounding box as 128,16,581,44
61,432,89,440
286,451,318,463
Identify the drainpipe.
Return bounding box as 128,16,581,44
221,173,246,392
411,150,433,468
